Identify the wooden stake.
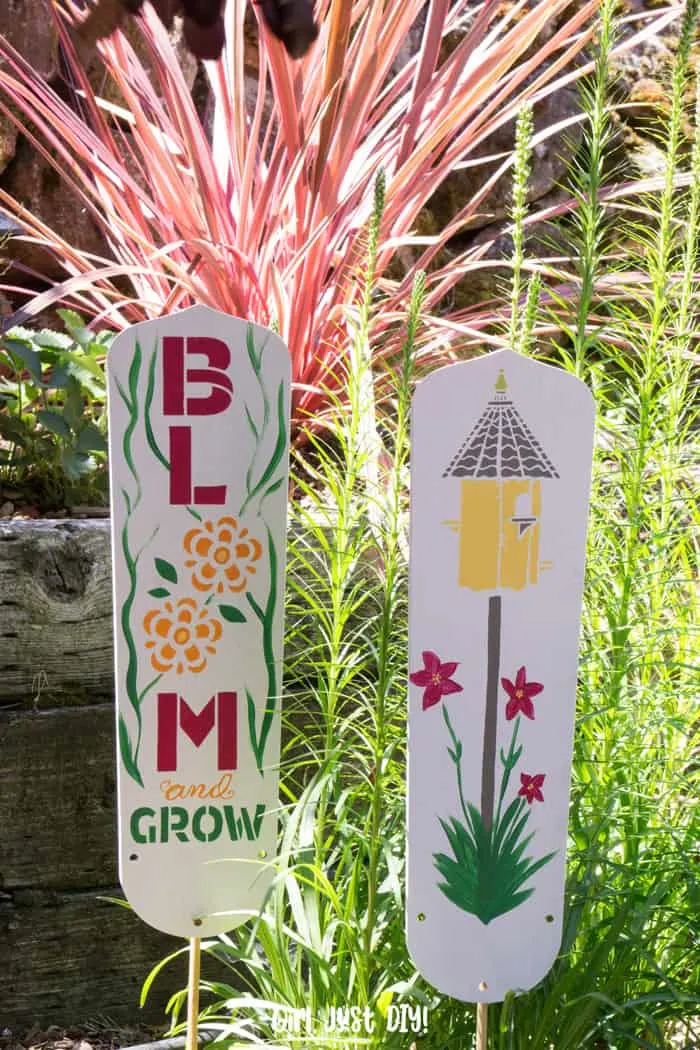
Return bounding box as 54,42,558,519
186,937,201,1050
476,1001,488,1050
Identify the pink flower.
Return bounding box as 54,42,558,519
501,666,543,721
518,773,546,804
410,650,463,710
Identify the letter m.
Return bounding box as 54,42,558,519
157,692,237,772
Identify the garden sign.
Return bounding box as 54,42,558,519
108,305,290,939
407,350,595,1003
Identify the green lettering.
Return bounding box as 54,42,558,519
130,807,156,844
192,805,223,843
223,805,239,841
162,805,189,842
241,804,266,840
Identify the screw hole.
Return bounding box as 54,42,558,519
478,981,488,991
129,853,138,861
545,914,554,923
193,918,203,927
417,912,426,922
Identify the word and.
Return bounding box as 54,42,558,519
130,803,265,844
159,773,236,800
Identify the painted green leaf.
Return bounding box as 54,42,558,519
119,714,144,788
219,604,246,624
155,557,178,584
148,587,170,598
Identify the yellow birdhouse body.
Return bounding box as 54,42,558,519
454,477,542,591
443,371,558,593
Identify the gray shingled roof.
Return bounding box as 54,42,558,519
443,370,559,479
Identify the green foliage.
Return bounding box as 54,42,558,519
435,710,555,924
135,3,696,1046
0,309,111,508
435,804,555,925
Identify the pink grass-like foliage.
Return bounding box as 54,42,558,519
0,0,678,437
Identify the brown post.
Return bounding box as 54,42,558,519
481,595,502,831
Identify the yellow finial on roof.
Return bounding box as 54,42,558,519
495,369,508,392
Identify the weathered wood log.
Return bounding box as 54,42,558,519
0,520,114,709
0,887,186,1028
0,704,117,891
0,520,185,1029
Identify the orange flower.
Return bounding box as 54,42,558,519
143,597,222,675
183,516,262,595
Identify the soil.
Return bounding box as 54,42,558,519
0,1025,165,1050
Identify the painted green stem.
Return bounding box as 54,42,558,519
240,380,287,518
495,716,523,830
246,526,279,773
443,704,470,828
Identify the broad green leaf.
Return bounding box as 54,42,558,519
36,409,71,438
56,308,92,346
75,422,107,453
0,414,30,443
63,375,84,430
148,587,170,598
219,604,247,624
60,449,92,478
47,364,70,389
1,338,43,382
34,329,74,350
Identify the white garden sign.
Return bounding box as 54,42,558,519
108,305,290,940
406,349,595,1003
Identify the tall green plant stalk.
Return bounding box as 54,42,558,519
606,0,699,715
508,104,534,350
569,0,619,377
362,266,423,972
507,105,542,355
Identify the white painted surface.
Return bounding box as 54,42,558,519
108,306,290,937
406,350,594,1001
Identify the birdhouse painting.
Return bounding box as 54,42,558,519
443,368,558,592
406,350,595,1003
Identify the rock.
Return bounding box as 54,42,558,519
0,0,57,81
0,118,18,178
424,85,584,237
0,6,197,283
1,137,109,282
625,128,668,178
448,194,571,314
0,0,57,177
